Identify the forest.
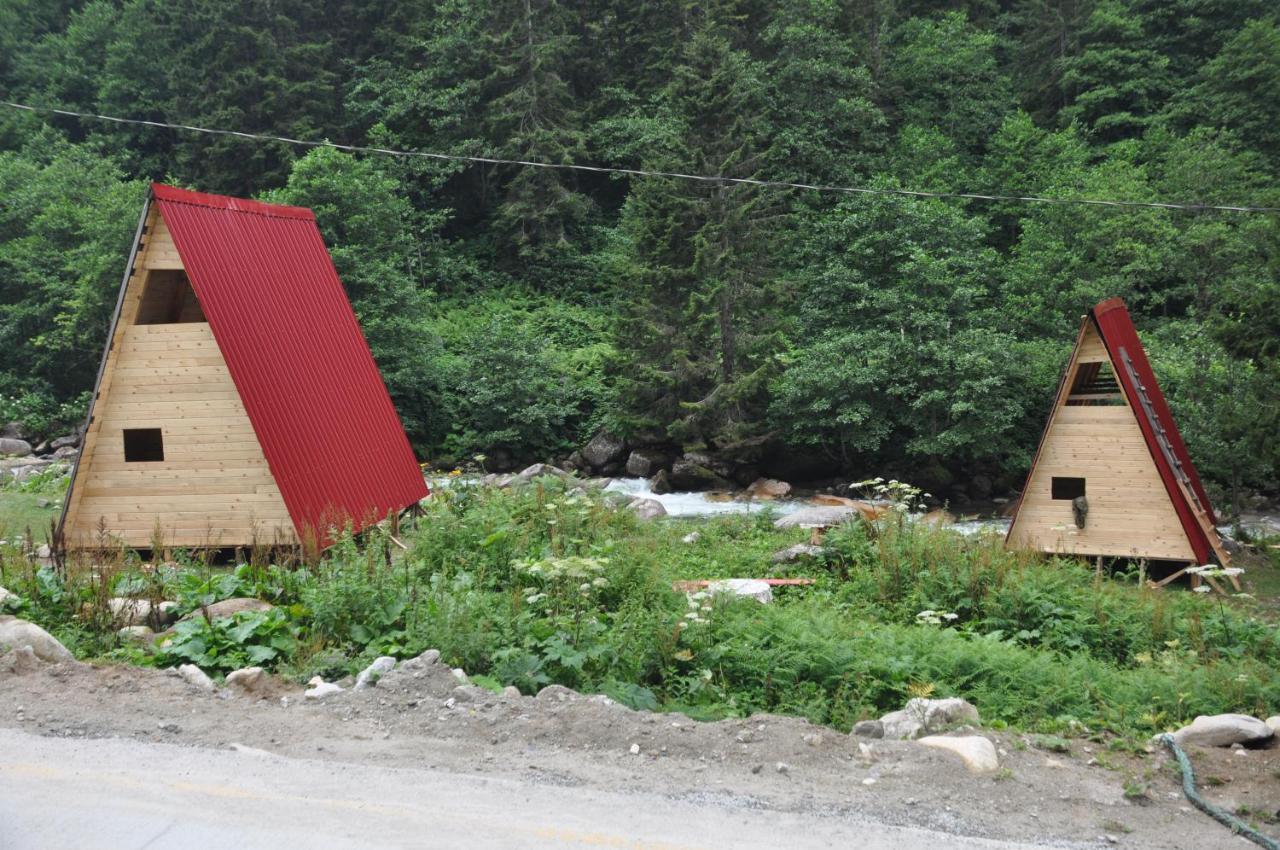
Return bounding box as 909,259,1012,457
1,0,1277,508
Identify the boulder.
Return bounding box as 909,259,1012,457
0,438,32,457
681,531,701,544
355,656,397,690
582,431,627,469
0,616,73,662
0,422,29,441
561,450,588,472
0,586,17,607
181,597,273,621
177,663,216,693
416,648,442,666
628,498,667,520
225,666,270,696
156,601,179,625
918,736,1000,774
773,506,856,529
919,508,956,527
852,720,884,738
649,469,673,495
106,597,153,626
1266,716,1280,735
50,435,79,451
52,446,79,460
536,684,578,702
745,478,792,499
625,449,670,478
880,697,980,740
668,459,732,492
771,543,824,563
117,625,155,644
708,578,773,604
515,463,569,482
1168,714,1275,748
304,676,344,699
1,645,42,674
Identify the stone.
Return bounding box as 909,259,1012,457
681,531,701,544
918,736,1000,774
668,459,733,492
225,666,270,695
416,648,442,666
35,544,51,560
304,676,344,699
117,625,155,643
106,597,153,626
745,478,792,499
707,579,773,604
355,656,397,690
1,645,42,674
0,438,32,457
771,543,824,563
880,698,981,740
919,508,956,527
52,446,79,460
50,434,79,451
852,720,885,739
624,449,670,478
629,743,641,755
450,667,467,682
536,684,578,702
582,431,627,469
0,586,16,607
1266,716,1280,735
773,506,857,529
156,601,179,625
1168,714,1275,748
562,450,587,472
627,498,667,520
0,616,73,662
177,663,216,693
0,422,29,441
649,469,673,495
501,685,522,699
775,762,790,775
516,463,569,482
180,597,273,621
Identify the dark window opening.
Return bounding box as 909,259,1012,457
134,271,205,324
1051,476,1086,500
123,428,165,462
1065,361,1125,406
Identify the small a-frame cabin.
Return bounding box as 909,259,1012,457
57,184,428,550
1006,298,1229,571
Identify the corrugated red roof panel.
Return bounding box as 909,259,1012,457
152,183,428,543
1089,298,1216,563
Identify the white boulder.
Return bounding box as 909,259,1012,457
918,735,1000,774
355,656,397,690
708,579,773,604
880,697,980,740
304,676,344,699
177,663,216,693
0,616,73,662
628,498,668,520
225,666,270,696
1168,714,1275,748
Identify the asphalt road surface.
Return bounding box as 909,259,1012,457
0,728,1043,850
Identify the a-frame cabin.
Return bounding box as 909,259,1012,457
57,184,428,550
1006,298,1230,570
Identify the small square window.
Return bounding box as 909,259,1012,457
123,428,164,462
1051,476,1085,500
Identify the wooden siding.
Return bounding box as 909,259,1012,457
1007,324,1195,561
62,210,295,548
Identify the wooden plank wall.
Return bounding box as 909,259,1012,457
62,208,296,548
1007,324,1195,561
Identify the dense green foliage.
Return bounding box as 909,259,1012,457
2,1,1278,501
3,479,1278,733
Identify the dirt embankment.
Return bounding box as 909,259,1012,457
2,650,1276,849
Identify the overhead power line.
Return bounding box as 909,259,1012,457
5,99,1280,214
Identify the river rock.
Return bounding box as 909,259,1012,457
0,616,73,662
1168,714,1275,748
52,446,79,460
117,625,155,644
582,431,627,469
0,422,28,441
852,720,884,738
649,469,673,494
516,463,569,482
628,498,667,520
355,656,397,690
304,676,344,699
745,478,791,499
625,449,669,477
668,459,732,492
771,543,824,563
225,666,270,696
177,663,216,693
918,735,1000,774
708,579,773,604
181,597,273,621
880,697,981,740
1266,716,1280,734
0,438,32,457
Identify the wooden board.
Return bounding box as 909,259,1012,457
1007,322,1196,561
62,212,296,549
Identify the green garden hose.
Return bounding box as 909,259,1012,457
1158,733,1280,850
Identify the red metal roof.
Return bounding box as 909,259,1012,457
151,183,428,544
1089,297,1216,562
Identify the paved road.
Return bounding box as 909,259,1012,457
0,728,1040,850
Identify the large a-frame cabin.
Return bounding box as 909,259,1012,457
58,184,428,550
1006,298,1229,570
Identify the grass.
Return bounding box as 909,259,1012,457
2,474,1278,740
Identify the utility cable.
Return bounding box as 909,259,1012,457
5,99,1280,214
